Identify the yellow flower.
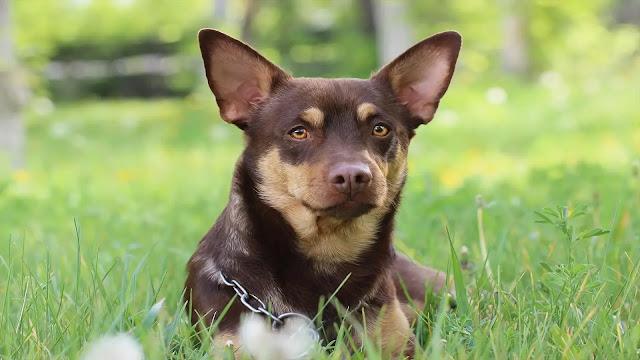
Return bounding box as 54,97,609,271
116,169,135,182
13,169,31,184
407,158,415,173
439,169,463,189
632,129,640,152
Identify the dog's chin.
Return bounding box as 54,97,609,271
308,201,376,219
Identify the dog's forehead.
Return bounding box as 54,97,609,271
272,77,386,117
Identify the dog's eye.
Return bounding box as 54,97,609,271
372,124,390,137
289,127,308,139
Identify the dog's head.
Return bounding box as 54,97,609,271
199,30,460,221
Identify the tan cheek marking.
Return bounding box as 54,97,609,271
383,145,408,206
300,107,324,128
357,102,377,122
376,158,389,178
360,150,388,208
257,149,318,238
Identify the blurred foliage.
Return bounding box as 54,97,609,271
14,0,207,61
11,0,640,99
410,0,640,77
13,0,211,97
250,1,378,78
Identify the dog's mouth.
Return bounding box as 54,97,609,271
303,200,375,219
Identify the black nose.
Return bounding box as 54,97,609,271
328,163,372,197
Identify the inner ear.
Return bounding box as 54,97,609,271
199,29,291,129
372,31,462,127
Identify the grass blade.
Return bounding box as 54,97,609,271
446,227,469,315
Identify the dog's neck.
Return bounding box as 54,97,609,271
212,154,399,312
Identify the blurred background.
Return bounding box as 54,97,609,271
0,1,639,357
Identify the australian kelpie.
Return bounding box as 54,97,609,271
184,29,461,358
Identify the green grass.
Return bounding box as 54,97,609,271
0,74,639,358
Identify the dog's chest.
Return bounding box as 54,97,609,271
261,258,385,318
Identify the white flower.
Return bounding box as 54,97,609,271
538,71,562,89
50,122,71,139
436,109,459,127
32,97,55,116
81,333,144,360
240,314,316,360
485,87,507,105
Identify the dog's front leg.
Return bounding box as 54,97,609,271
366,298,416,359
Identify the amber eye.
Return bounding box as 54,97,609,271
372,124,390,137
290,127,308,139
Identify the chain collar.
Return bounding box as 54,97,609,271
219,271,320,357
219,271,285,325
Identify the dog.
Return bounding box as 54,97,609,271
184,29,461,358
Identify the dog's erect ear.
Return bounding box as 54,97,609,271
372,31,461,127
198,29,290,129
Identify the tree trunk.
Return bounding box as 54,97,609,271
501,0,529,75
614,0,640,25
359,0,376,36
241,0,259,45
0,0,26,169
213,0,228,21
373,0,412,66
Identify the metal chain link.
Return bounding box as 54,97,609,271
220,272,284,325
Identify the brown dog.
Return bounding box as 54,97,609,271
184,29,461,358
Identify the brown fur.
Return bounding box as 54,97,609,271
185,29,462,358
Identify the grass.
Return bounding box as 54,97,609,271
0,73,639,358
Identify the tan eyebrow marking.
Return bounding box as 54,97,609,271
357,103,377,122
300,107,324,128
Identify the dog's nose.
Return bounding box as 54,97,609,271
329,163,372,197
